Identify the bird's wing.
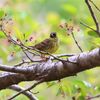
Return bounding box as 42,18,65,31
33,38,52,51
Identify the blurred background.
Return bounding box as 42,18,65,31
0,0,100,100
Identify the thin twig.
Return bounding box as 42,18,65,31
8,80,44,100
14,60,31,67
60,23,83,52
89,0,100,12
22,47,35,62
0,17,76,64
25,49,40,56
45,52,77,64
86,94,100,100
55,54,75,58
80,22,97,33
71,32,83,52
1,29,75,63
8,85,38,100
22,48,48,62
85,0,100,35
23,46,76,63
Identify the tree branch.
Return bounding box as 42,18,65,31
8,85,38,100
0,48,100,90
8,81,43,100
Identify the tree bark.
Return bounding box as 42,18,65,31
0,48,100,90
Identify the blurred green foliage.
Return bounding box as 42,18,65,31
0,0,100,100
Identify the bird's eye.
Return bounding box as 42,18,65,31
50,32,56,38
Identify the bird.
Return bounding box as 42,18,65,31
31,32,59,58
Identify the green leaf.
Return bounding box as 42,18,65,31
47,82,56,88
0,10,5,18
72,79,91,96
62,81,73,96
0,31,6,38
92,38,100,47
78,94,86,100
12,45,21,52
87,30,98,37
73,80,90,89
14,26,24,41
56,87,62,96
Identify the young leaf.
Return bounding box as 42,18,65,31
13,26,24,41
0,31,6,38
0,10,5,18
87,30,98,37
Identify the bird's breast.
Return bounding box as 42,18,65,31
48,39,59,53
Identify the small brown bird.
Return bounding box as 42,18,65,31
31,32,59,58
